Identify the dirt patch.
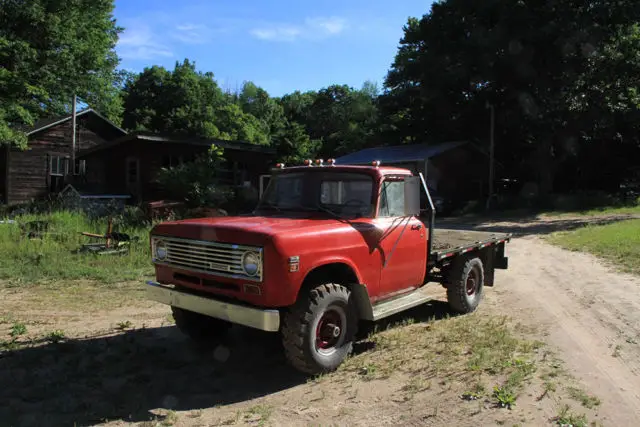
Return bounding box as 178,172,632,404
1,285,597,427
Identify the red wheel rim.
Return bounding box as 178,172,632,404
466,270,478,296
316,309,343,350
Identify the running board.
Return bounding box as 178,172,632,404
371,287,432,321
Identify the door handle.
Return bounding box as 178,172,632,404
411,224,423,230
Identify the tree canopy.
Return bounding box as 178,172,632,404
382,0,640,193
2,0,639,197
0,0,123,147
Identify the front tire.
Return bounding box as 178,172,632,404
446,256,485,314
281,283,357,375
171,306,231,343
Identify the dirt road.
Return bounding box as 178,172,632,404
479,216,640,426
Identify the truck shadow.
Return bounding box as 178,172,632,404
0,300,456,426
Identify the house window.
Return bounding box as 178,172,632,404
74,159,86,176
162,155,183,169
379,180,406,217
50,156,65,176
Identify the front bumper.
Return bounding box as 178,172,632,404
146,281,280,332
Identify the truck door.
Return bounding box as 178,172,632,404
375,176,428,298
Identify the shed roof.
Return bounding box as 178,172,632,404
26,108,127,137
79,132,277,158
335,141,469,165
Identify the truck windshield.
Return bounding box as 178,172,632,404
258,171,374,218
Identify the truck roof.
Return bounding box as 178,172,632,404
274,164,413,177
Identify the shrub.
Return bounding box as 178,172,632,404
156,144,234,209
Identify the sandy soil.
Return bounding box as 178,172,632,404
489,234,640,426
1,213,639,426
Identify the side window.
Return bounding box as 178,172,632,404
379,180,405,217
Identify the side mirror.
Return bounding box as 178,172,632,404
404,176,421,216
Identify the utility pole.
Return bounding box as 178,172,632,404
71,94,77,175
486,102,495,210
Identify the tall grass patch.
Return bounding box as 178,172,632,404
0,210,153,284
548,219,640,274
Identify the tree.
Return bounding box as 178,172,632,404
0,0,122,147
156,144,233,208
277,85,379,159
383,0,640,194
122,60,270,145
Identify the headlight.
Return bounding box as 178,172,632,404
155,240,167,260
242,251,261,276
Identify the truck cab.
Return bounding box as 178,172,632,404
146,159,511,375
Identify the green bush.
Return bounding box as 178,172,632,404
156,144,234,209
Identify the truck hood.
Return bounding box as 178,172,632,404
151,214,349,246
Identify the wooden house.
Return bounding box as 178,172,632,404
1,109,127,205
78,133,277,202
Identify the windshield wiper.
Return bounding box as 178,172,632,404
255,200,281,212
312,204,344,219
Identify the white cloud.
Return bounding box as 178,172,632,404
250,26,302,42
306,17,347,35
117,23,173,59
172,23,212,44
250,16,348,42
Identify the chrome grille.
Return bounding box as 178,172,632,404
152,236,263,281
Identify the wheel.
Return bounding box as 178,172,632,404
171,306,231,343
281,283,357,375
446,256,484,314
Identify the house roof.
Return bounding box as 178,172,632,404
26,108,127,137
335,141,469,165
78,132,277,158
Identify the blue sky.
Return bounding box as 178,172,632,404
114,0,433,96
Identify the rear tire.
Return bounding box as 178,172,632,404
172,306,231,343
281,283,357,375
446,256,484,314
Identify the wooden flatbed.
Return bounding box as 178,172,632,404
430,228,511,263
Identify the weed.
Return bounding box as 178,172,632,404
358,363,379,381
161,410,178,426
9,322,27,337
493,385,516,409
0,339,20,351
245,404,273,426
462,381,486,400
116,320,133,330
612,344,622,357
403,376,430,397
567,386,601,409
554,404,589,427
537,380,557,401
46,330,66,343
187,410,202,418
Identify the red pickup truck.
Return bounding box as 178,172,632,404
146,160,511,375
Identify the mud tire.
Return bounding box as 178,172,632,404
446,256,485,314
281,283,357,375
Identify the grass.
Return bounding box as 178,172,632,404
340,314,545,408
0,210,153,284
548,219,640,275
554,404,590,427
540,203,640,218
566,386,601,409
